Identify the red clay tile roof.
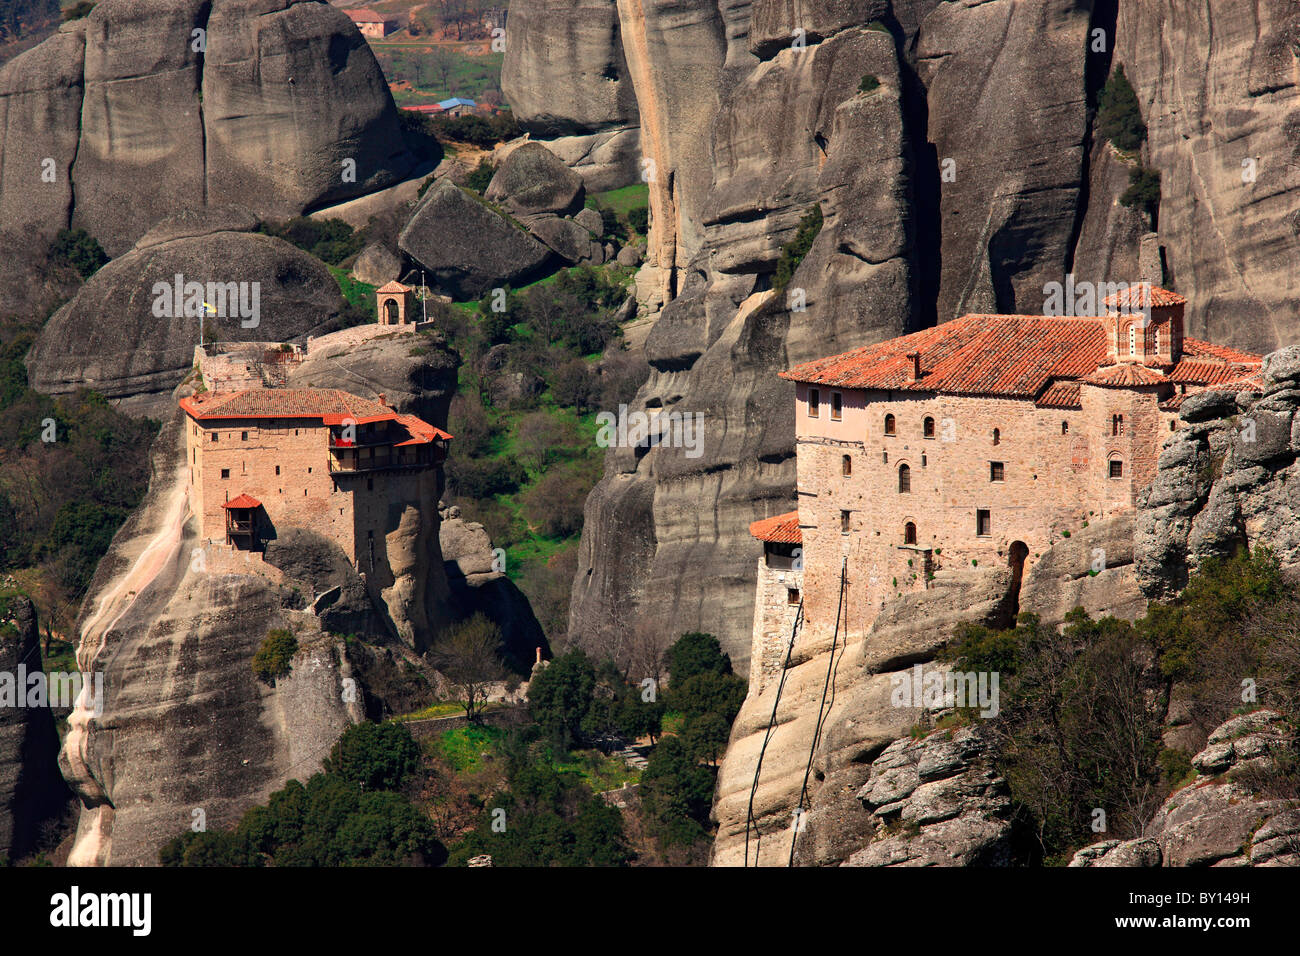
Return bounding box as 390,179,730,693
780,315,1261,401
1082,364,1169,387
1035,381,1082,409
180,389,451,444
1207,371,1266,393
222,494,261,509
1101,285,1187,309
376,280,411,294
345,9,385,22
750,511,801,544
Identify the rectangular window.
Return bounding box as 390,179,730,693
830,392,842,421
990,461,1004,482
1109,460,1124,479
787,588,800,606
220,468,230,479
275,465,280,475
241,431,248,441
976,509,991,537
210,433,218,443
808,389,820,418
840,510,850,534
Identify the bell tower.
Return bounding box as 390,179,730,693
376,281,413,325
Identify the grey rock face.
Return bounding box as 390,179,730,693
1136,354,1300,599
134,205,262,251
523,214,601,264
845,726,1017,867
26,232,344,418
0,0,413,257
0,595,72,861
350,242,403,286
485,142,586,216
1072,711,1298,868
1116,0,1300,352
398,179,555,300
1018,514,1146,625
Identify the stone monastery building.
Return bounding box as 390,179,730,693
748,287,1263,679
180,387,451,580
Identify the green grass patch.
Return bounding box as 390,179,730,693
586,184,649,217
551,749,642,792
432,723,506,773
329,266,376,312
395,700,471,721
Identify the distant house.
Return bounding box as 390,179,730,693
438,97,477,117
345,8,395,38
401,104,445,115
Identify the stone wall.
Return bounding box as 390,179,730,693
791,383,1166,645
749,554,803,694
306,323,418,355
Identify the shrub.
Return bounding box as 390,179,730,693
627,206,649,235
773,204,823,291
667,632,732,683
446,455,527,499
252,629,298,684
50,228,108,278
260,218,363,266
62,1,97,23
527,649,597,750
323,721,421,791
858,74,880,93
1096,64,1146,151
1120,166,1162,221
465,159,496,193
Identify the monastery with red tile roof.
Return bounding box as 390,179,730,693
181,385,451,600
747,287,1263,687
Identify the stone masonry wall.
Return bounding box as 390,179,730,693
791,382,1169,646
750,555,803,693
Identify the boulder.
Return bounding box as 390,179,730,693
0,0,414,257
616,244,643,267
398,179,555,300
134,205,261,251
485,142,585,216
350,242,403,287
26,232,345,418
524,214,599,263
574,207,604,235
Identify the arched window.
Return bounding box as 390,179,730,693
923,416,935,438
1112,413,1124,436
842,454,852,476
884,413,896,436
992,428,1000,445
1109,458,1124,479
1129,325,1137,356
904,521,917,545
1155,329,1163,352
1061,421,1069,435
898,463,911,493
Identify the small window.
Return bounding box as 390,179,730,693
304,489,308,496
275,465,281,475
898,463,911,493
808,389,820,418
830,392,842,421
1155,329,1162,352
307,467,312,474
1112,413,1124,436
990,461,1004,482
1061,421,1069,435
904,521,916,545
367,478,374,491
1109,459,1124,479
1129,325,1137,356
787,588,800,606
923,416,935,438
1169,420,1177,432
976,509,991,537
241,431,248,441
220,468,230,479
884,414,896,436
210,433,218,443
840,510,850,534
842,454,852,476
992,428,1000,445
882,450,888,463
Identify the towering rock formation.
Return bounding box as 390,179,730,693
0,0,414,258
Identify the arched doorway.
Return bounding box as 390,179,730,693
384,298,400,324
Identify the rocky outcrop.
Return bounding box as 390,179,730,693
398,179,555,299
350,243,402,286
844,725,1019,866
0,593,72,862
1136,347,1300,599
26,231,345,418
439,505,549,671
57,415,363,866
1019,513,1147,625
0,0,415,258
1071,710,1300,867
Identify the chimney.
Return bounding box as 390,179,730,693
535,647,542,665
907,352,922,382
377,393,387,406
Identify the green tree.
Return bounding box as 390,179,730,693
251,628,298,684
49,228,108,278
527,649,596,750
431,613,506,720
323,721,421,791
773,204,822,291
1096,64,1147,152
668,631,732,683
